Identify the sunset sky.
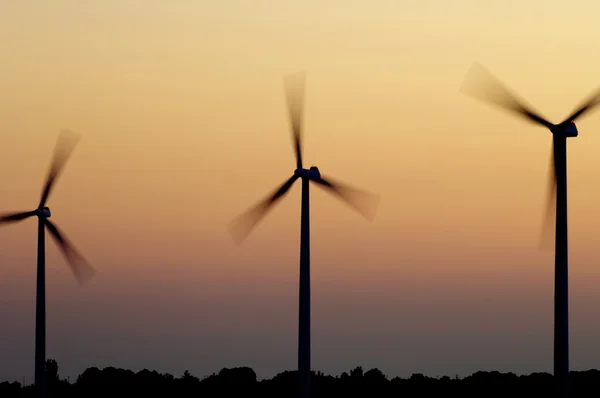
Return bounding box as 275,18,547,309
3,0,600,383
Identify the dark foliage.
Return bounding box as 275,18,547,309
2,359,600,398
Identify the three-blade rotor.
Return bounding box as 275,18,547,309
460,62,600,249
0,129,94,284
228,73,380,245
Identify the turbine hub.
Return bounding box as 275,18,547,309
36,206,51,218
552,121,578,138
294,167,321,179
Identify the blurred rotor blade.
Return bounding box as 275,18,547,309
563,87,600,123
284,72,306,169
460,62,554,129
44,219,95,284
0,211,36,225
539,143,557,252
228,175,299,245
311,176,380,221
39,129,81,208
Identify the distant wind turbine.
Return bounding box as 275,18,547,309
228,73,380,398
460,62,600,398
0,129,95,398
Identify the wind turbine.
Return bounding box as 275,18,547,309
0,129,95,398
228,72,380,398
460,62,600,398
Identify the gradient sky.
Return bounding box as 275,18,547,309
2,0,600,383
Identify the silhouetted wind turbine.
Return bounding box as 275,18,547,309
228,73,380,398
460,62,600,398
0,130,94,398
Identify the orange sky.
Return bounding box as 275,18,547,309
2,0,600,382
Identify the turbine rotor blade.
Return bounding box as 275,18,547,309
311,175,380,221
284,72,306,169
228,175,299,245
0,211,36,225
44,219,95,284
39,129,81,208
563,87,600,123
539,142,557,251
460,62,554,129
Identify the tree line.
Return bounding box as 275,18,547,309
2,359,600,397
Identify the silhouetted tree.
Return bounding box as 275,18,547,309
350,366,363,379
46,359,59,383
3,364,600,398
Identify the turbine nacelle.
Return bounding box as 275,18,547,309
294,166,321,180
36,207,51,218
551,121,578,138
